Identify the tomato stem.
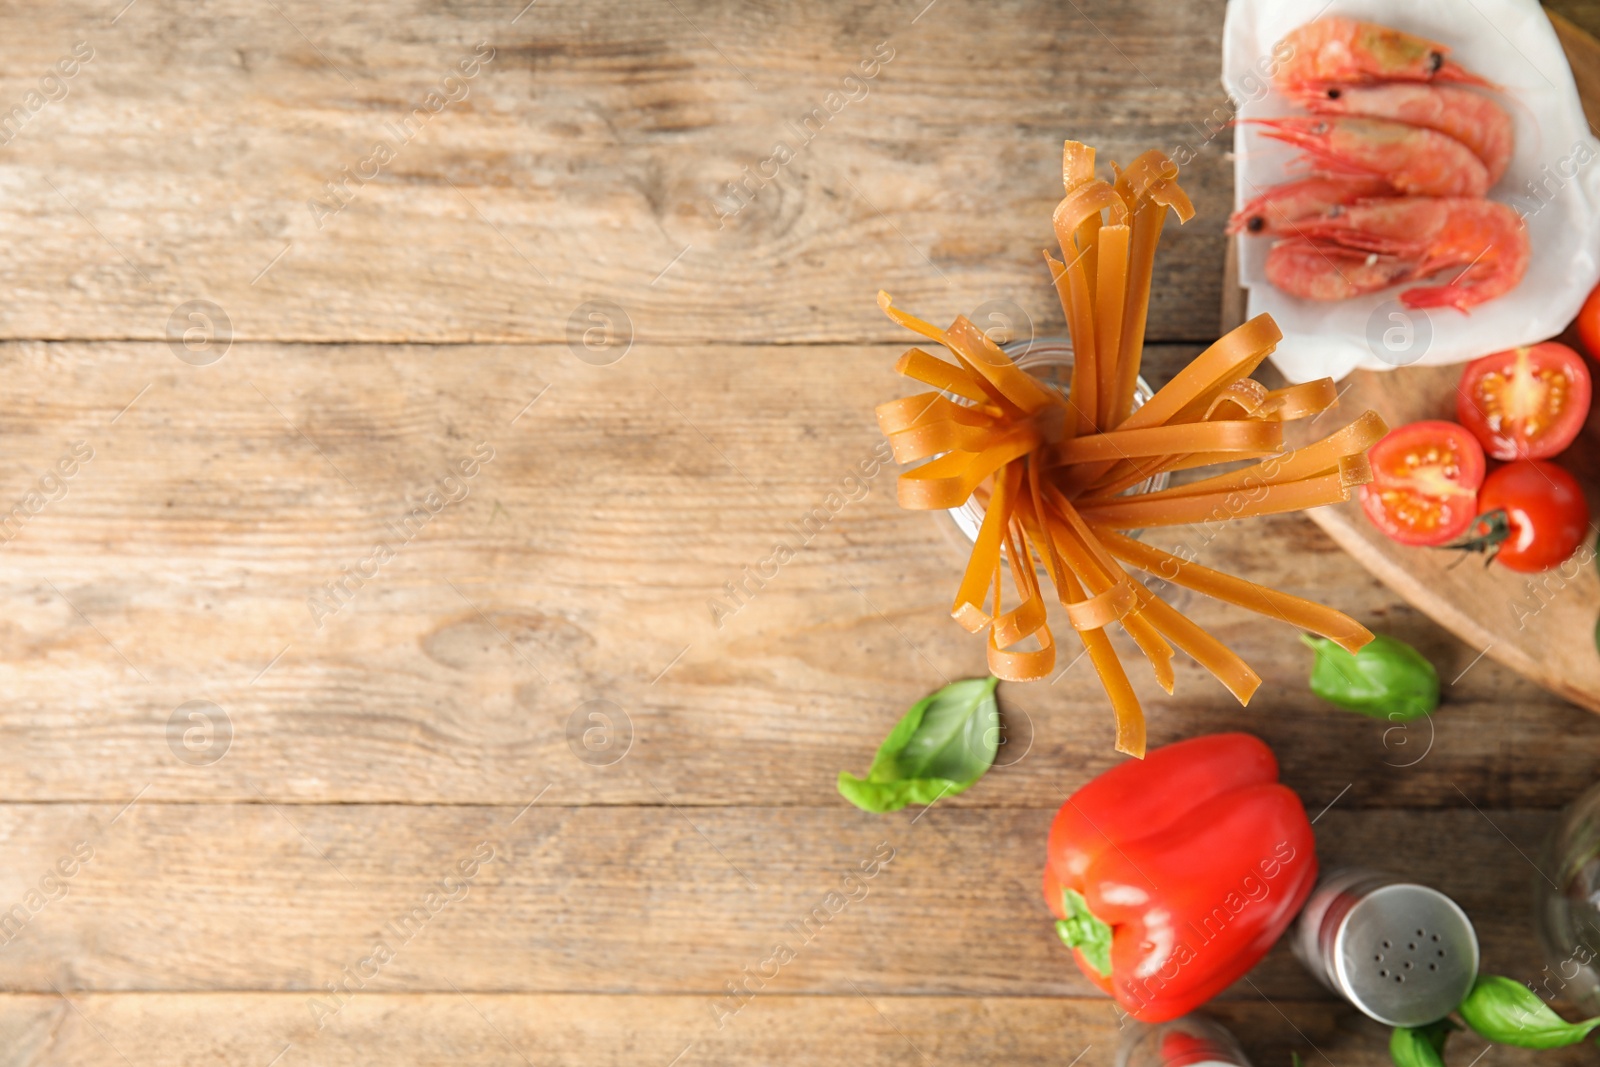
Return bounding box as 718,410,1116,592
1439,508,1511,559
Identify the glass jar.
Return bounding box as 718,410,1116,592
1117,1014,1252,1067
1292,868,1479,1027
944,337,1168,544
1535,783,1600,1012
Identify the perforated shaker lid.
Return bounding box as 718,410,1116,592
1332,883,1480,1027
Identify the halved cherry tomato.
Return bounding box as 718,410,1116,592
1359,421,1486,546
1577,282,1600,363
1474,460,1590,573
1456,343,1591,460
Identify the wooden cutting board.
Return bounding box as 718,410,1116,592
1223,11,1600,712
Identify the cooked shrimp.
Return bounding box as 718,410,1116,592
1265,240,1418,301
1286,82,1514,184
1250,117,1489,198
1274,16,1494,90
1227,175,1393,236
1267,197,1529,310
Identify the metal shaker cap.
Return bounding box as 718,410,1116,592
1331,883,1479,1027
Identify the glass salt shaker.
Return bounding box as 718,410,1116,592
1534,782,1600,1012
1117,1014,1252,1067
1292,868,1479,1027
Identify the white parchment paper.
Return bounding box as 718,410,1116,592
1223,0,1600,382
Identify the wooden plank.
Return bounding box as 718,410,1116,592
0,992,1594,1067
0,803,1563,998
0,991,1593,1067
0,340,1593,807
0,0,1234,345
1553,9,1600,129
4,6,1593,1066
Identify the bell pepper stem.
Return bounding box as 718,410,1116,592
1054,888,1114,978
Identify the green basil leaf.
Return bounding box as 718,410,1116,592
1458,973,1600,1048
1303,633,1439,721
891,676,1001,780
837,677,1000,814
1389,1018,1456,1067
1389,1029,1442,1067
835,774,967,815
1054,888,1112,978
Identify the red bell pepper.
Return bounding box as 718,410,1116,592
1043,733,1317,1022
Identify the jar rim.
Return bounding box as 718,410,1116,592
944,338,1168,546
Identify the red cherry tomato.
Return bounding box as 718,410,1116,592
1577,282,1600,362
1359,421,1486,546
1475,460,1591,573
1456,343,1590,460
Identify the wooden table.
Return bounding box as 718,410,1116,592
2,1,1599,1063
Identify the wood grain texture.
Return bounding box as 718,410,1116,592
0,0,1236,346
1553,9,1600,126
2,3,1599,1064
1,993,1592,1067
0,804,1566,999
0,339,1593,810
